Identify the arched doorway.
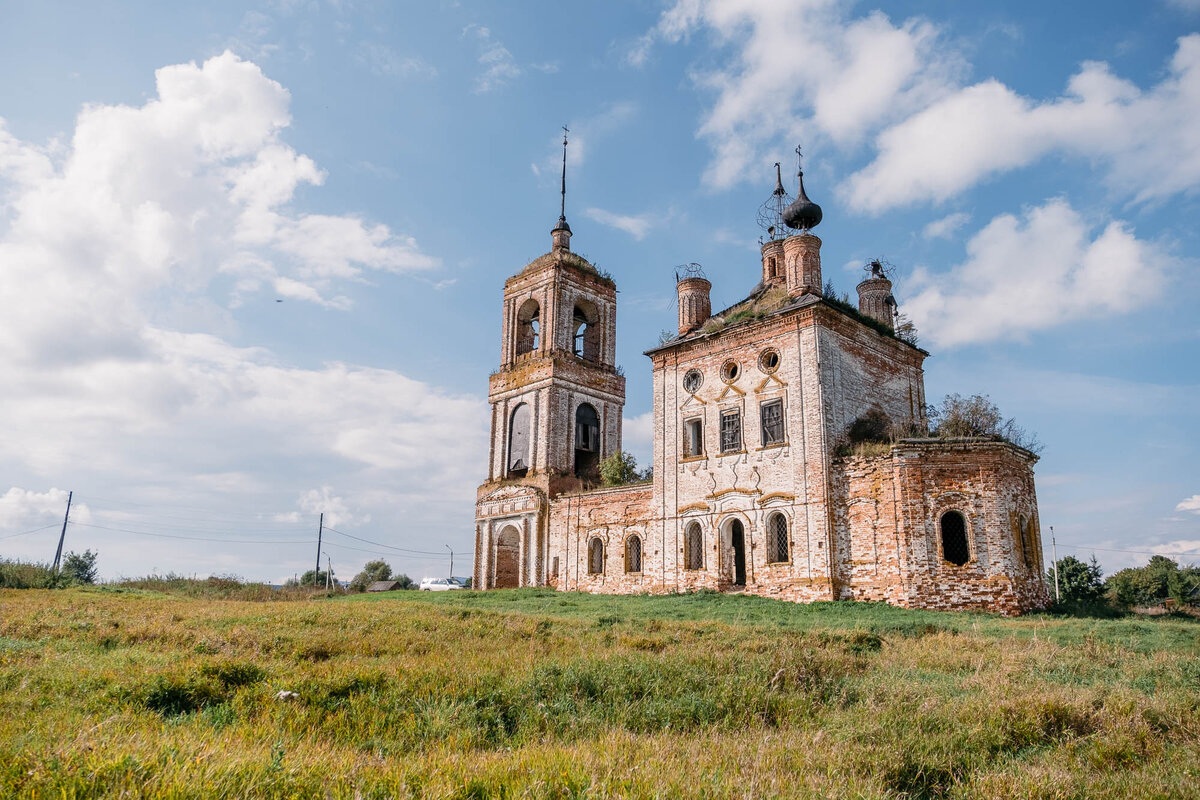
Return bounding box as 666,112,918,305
494,525,520,588
724,518,747,587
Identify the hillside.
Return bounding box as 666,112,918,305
1,587,1197,798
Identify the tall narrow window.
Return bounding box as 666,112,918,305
1020,517,1033,570
574,403,600,478
507,403,531,477
720,410,742,453
684,522,704,570
625,536,642,573
760,400,785,446
684,418,704,457
766,512,789,563
940,511,969,566
588,538,604,574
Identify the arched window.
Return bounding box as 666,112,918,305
574,403,600,478
940,511,969,566
588,538,604,574
625,535,642,573
572,301,601,362
684,522,704,570
766,512,789,563
507,403,531,477
515,298,540,356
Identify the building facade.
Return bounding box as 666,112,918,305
474,169,1049,615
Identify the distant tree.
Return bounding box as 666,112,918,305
289,569,332,588
392,574,416,590
1048,555,1105,603
62,550,98,585
600,451,641,487
1106,555,1200,607
349,559,393,592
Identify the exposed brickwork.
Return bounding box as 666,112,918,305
475,227,1048,615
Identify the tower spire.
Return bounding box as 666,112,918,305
551,125,572,251
782,142,823,231
560,126,568,223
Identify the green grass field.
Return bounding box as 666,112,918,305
1,587,1198,799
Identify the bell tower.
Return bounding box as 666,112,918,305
474,131,625,589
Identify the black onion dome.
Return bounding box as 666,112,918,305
782,170,822,231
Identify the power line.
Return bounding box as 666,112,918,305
1060,544,1200,556
323,526,446,556
70,521,311,545
0,523,61,542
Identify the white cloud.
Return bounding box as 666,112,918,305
1178,495,1200,514
585,207,657,240
845,35,1200,212
635,1,961,188
0,488,92,529
921,211,971,240
0,53,484,580
297,486,369,529
622,411,654,468
1166,0,1200,10
903,199,1171,347
463,24,522,92
357,43,437,80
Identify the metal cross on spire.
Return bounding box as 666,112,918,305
559,126,569,223
795,143,804,176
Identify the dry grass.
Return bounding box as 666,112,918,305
0,587,1197,798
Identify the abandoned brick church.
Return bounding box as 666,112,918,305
473,156,1050,615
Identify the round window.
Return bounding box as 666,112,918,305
759,349,780,373
682,369,703,394
720,360,740,383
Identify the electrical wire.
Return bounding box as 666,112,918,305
322,526,447,556
70,521,311,545
0,524,61,542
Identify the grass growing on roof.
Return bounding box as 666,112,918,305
0,586,1197,798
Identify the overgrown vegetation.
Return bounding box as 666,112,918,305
0,550,97,589
0,587,1197,798
598,450,651,487
837,394,1044,458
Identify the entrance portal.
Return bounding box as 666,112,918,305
731,519,746,586
494,525,520,588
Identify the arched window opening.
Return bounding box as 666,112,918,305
588,538,604,574
515,299,540,356
572,302,601,362
684,522,704,570
767,512,789,563
507,403,531,478
625,535,642,573
574,403,600,478
940,511,969,566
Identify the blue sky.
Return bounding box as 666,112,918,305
1,0,1197,584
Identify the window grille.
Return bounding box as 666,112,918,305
760,400,784,446
940,511,969,566
588,539,604,574
684,522,704,570
720,410,742,453
625,536,642,573
767,513,789,563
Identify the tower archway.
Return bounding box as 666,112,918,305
493,525,520,588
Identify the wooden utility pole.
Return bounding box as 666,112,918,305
314,513,323,586
1051,525,1060,603
52,491,73,573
